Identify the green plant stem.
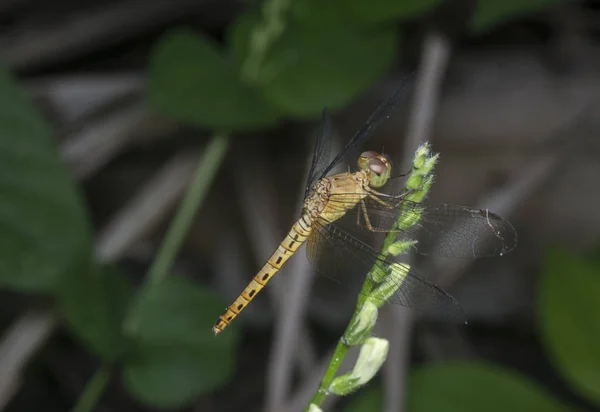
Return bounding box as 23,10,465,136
71,364,111,412
307,145,435,410
71,134,230,412
306,228,398,411
309,340,349,407
146,134,230,286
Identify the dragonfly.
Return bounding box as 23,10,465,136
213,81,517,335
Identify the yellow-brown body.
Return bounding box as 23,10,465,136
212,170,372,334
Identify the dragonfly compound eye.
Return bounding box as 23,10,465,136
368,158,387,175
367,155,392,188
358,151,379,171
360,150,378,159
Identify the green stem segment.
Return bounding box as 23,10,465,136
72,364,111,412
306,230,397,411
307,235,392,409
147,134,230,286
71,134,230,412
308,340,349,406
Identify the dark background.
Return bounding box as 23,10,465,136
0,0,599,411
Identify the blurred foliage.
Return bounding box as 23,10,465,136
122,276,239,408
57,264,134,362
539,246,600,404
148,28,281,131
0,66,240,410
0,67,93,292
343,0,443,25
0,0,576,410
230,10,398,117
148,0,563,131
348,246,600,411
470,0,565,33
407,363,569,412
345,386,383,412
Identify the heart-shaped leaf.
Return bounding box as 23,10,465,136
148,28,281,132
229,11,398,118
122,276,239,409
538,246,600,404
0,66,92,292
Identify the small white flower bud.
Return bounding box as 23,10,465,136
329,337,389,395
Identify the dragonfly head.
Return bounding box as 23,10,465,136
358,151,392,188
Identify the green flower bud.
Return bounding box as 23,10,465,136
307,404,323,412
328,376,360,396
407,175,434,203
413,143,430,168
329,338,389,395
370,265,389,283
395,208,422,230
423,153,439,171
406,174,423,191
343,301,378,346
368,263,409,308
387,239,418,256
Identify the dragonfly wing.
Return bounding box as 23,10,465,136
306,219,466,322
326,196,517,258
304,108,333,201
319,74,415,178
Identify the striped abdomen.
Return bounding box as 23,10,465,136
213,215,313,335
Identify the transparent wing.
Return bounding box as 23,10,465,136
326,196,518,258
319,74,415,179
304,108,333,201
306,219,466,322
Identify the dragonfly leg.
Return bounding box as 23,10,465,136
356,201,363,227
359,199,376,231
358,192,421,233
366,191,395,208
366,187,417,208
359,197,404,233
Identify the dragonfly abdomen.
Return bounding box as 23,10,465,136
213,215,313,335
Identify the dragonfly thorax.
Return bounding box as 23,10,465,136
303,179,331,218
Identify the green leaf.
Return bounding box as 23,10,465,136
123,343,232,409
148,28,281,132
0,66,92,292
586,243,600,267
408,362,569,412
538,246,600,404
57,264,133,361
345,386,383,412
122,276,239,409
229,11,398,118
343,0,442,25
470,0,563,33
